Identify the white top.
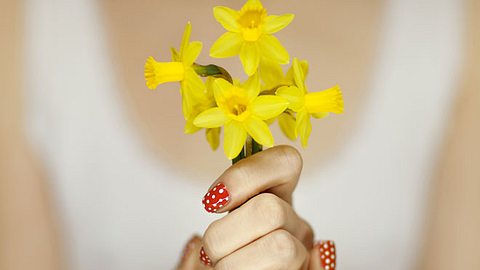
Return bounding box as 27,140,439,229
24,0,463,269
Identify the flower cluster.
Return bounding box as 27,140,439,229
144,0,344,161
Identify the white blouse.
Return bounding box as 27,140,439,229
24,0,463,269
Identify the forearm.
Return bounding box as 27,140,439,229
0,1,62,269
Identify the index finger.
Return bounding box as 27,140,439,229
202,145,303,213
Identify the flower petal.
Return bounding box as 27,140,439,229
258,35,289,65
304,85,344,114
213,6,240,32
180,22,192,56
264,14,295,34
184,68,205,99
251,95,288,120
259,59,285,89
194,107,229,128
243,73,260,102
276,85,304,111
295,109,312,148
278,113,297,140
212,78,234,105
210,32,243,58
241,0,264,11
240,42,260,76
185,118,201,134
171,47,180,62
206,128,221,150
243,116,274,147
312,112,329,119
181,85,194,119
292,58,306,91
224,121,247,159
184,41,203,66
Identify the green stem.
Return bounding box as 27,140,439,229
231,136,263,164
232,146,245,164
252,139,263,155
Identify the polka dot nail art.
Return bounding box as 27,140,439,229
317,240,336,270
202,183,230,213
199,247,212,266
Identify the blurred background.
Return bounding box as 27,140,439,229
1,0,479,269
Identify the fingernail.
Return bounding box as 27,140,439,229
199,247,212,266
202,183,230,213
317,240,336,270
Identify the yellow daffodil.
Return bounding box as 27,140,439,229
144,22,205,119
277,58,344,147
210,0,294,76
206,128,221,150
184,77,220,150
194,75,288,159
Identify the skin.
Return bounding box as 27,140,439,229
175,146,323,270
0,0,479,269
0,1,62,269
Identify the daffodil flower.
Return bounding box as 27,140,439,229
184,77,221,150
210,0,294,76
277,58,344,147
144,22,205,119
194,75,288,159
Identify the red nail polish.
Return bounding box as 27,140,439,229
199,247,212,266
317,240,336,270
202,183,230,213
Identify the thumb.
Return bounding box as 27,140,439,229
176,235,212,270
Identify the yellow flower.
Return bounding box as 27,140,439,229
210,0,294,76
144,22,205,119
277,58,344,147
194,75,288,159
184,77,220,150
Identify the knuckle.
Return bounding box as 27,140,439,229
275,145,303,177
253,193,288,230
298,219,315,248
268,229,300,262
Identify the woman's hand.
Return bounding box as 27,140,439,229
176,146,335,269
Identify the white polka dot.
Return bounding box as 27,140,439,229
213,187,217,191
212,195,216,199
331,263,335,267
206,200,210,203
225,197,229,201
326,251,330,255
321,255,325,259
207,193,210,196
219,189,224,194
324,244,328,248
325,266,329,270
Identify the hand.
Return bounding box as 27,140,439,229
186,145,334,270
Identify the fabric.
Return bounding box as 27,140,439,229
24,0,463,269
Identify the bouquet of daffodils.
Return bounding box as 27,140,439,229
144,0,343,163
